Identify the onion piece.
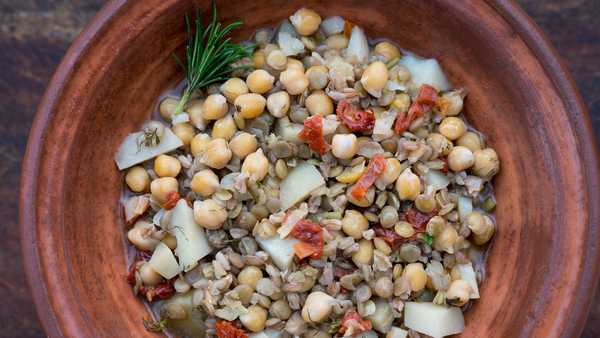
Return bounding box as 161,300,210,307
456,263,480,299
426,169,450,192
256,235,299,270
115,126,183,170
149,242,181,279
404,302,464,337
170,199,213,271
399,55,451,94
321,16,345,36
372,109,398,141
457,196,473,222
345,26,369,64
279,162,326,210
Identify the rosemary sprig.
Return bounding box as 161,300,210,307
173,1,254,116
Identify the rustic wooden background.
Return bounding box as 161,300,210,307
1,0,598,337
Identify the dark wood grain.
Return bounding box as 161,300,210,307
2,0,599,337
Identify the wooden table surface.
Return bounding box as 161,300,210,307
1,0,598,337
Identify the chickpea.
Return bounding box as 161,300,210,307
235,93,266,119
391,93,411,112
379,206,399,228
306,65,329,90
342,209,369,239
426,216,446,237
191,169,219,197
361,61,389,98
325,34,348,49
212,114,237,141
437,90,464,116
447,146,475,172
289,8,322,36
286,58,305,72
457,131,482,152
154,154,181,178
347,186,375,207
331,134,358,160
150,177,178,203
466,211,495,245
127,221,161,251
280,68,309,95
403,263,427,292
305,91,334,115
191,133,211,157
241,149,269,182
434,224,459,254
202,93,229,120
246,69,275,94
377,158,402,187
266,49,287,70
252,49,266,69
439,117,466,140
139,262,162,286
395,221,415,238
427,132,453,156
266,91,291,118
374,41,401,61
201,138,232,169
220,78,249,103
125,166,150,192
446,280,472,306
415,194,436,213
172,123,195,146
396,65,412,83
304,331,331,338
159,97,178,120
374,276,394,299
238,266,263,289
275,159,288,179
240,305,268,332
187,99,207,130
270,299,292,320
472,148,500,178
229,132,258,159
396,168,421,201
193,199,227,229
352,239,374,266
301,291,334,323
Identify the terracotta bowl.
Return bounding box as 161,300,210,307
20,0,600,337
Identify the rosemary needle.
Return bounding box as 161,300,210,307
173,1,254,116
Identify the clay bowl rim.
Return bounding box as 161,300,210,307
19,0,600,337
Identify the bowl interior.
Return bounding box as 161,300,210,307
23,0,598,337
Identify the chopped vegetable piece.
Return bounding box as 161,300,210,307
481,196,497,212
415,84,438,106
394,85,438,134
421,233,434,246
115,127,183,170
149,242,181,279
139,281,175,302
255,235,299,270
457,196,473,222
336,100,376,132
373,225,403,248
290,219,324,259
298,115,329,154
367,299,394,333
349,154,387,200
162,191,181,210
404,302,464,337
336,161,366,183
405,207,436,230
456,263,480,298
216,320,248,338
398,55,451,93
340,310,372,336
279,162,326,210
170,199,213,271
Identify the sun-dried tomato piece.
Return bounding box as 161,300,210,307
339,310,372,336
139,281,175,302
336,100,376,132
373,225,403,248
298,115,330,155
334,266,354,279
405,207,437,230
162,191,181,210
216,320,248,338
349,154,387,200
440,156,449,173
394,85,438,134
290,219,324,260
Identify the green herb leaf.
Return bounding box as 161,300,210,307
421,233,434,246
136,127,161,153
143,317,168,332
173,1,254,115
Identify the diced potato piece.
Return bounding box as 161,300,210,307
456,263,480,299
404,302,464,338
115,127,183,170
159,291,206,336
457,196,473,222
149,242,181,279
170,200,213,271
387,327,408,338
279,162,325,210
399,55,451,93
255,235,299,270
